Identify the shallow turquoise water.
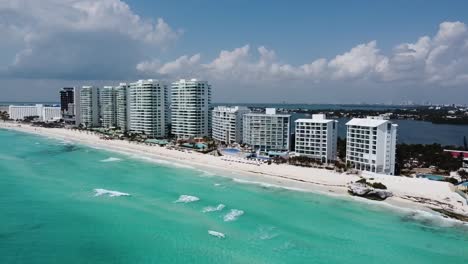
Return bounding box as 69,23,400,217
0,129,467,264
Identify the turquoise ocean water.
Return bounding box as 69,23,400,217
0,129,467,263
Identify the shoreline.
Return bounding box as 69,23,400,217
1,121,467,224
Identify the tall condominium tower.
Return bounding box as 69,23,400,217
346,116,398,175
116,83,130,132
243,108,291,152
294,114,338,163
171,79,211,139
100,86,117,128
59,87,75,114
129,79,169,138
212,106,250,144
79,86,100,127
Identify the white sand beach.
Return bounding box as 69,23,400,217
1,121,467,220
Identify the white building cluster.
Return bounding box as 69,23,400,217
41,77,401,176
210,108,397,175
53,79,210,140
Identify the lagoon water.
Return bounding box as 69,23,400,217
1,129,467,263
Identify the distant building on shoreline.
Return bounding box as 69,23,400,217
212,106,250,144
59,87,75,114
346,116,398,175
9,104,61,122
171,79,211,139
243,108,291,152
295,114,338,163
59,87,79,124
129,80,169,138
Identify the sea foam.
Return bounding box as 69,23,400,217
202,204,225,213
94,188,130,197
100,157,122,162
224,209,244,222
208,230,225,238
174,195,200,203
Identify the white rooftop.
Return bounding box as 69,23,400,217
295,118,334,124
213,106,250,112
295,114,334,123
346,117,389,127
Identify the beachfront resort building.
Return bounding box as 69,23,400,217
243,108,291,152
8,104,61,122
295,114,338,163
212,106,251,144
79,86,100,127
346,116,398,175
171,79,211,139
116,83,130,132
99,86,118,128
129,79,169,138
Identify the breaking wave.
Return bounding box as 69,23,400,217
202,204,226,213
208,230,225,238
224,209,244,222
257,226,279,240
100,157,122,162
174,195,200,203
94,188,130,197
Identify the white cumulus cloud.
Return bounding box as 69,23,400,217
137,21,468,88
0,0,182,79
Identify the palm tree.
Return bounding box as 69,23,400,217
0,111,9,121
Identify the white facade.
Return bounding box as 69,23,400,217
100,86,117,128
74,87,81,125
8,104,61,121
171,79,211,139
79,86,100,127
346,116,398,175
243,108,291,152
9,105,41,120
295,114,338,163
129,79,169,138
116,83,130,132
42,106,62,122
212,106,250,144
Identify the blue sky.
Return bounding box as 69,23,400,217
130,0,468,61
1,0,468,104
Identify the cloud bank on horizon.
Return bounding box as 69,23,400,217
0,0,467,103
138,21,468,87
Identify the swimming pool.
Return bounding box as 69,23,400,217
222,148,240,154
416,174,445,181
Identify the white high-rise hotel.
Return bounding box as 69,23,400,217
212,106,250,144
129,79,169,138
79,86,100,127
243,108,291,152
171,79,211,139
346,116,398,175
295,114,338,163
100,86,117,128
116,83,130,132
